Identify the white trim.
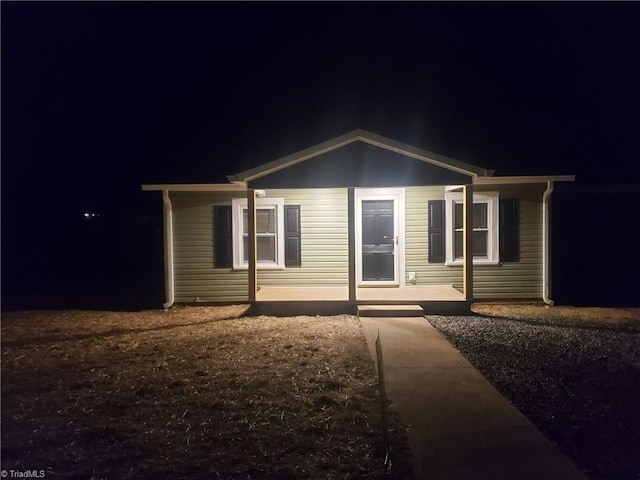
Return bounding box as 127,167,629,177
445,191,499,266
473,175,575,185
542,181,554,305
141,183,246,192
231,197,285,270
161,190,175,309
229,137,359,183
357,134,482,178
354,188,405,287
228,129,490,183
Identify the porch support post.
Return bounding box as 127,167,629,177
463,184,474,300
347,187,356,301
247,188,257,302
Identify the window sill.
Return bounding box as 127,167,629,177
445,260,500,267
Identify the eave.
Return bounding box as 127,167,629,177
473,175,576,185
141,183,247,192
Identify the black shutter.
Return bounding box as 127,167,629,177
284,205,301,267
214,205,233,268
428,200,445,263
499,199,518,262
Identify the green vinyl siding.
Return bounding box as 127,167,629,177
258,188,349,286
405,184,544,299
171,189,348,302
472,184,544,299
170,184,543,302
405,186,462,287
171,191,248,303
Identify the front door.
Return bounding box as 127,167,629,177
355,188,404,287
362,200,395,281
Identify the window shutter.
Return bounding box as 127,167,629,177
428,200,445,263
499,199,518,262
214,205,233,268
284,205,301,267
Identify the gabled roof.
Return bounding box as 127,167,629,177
227,129,493,184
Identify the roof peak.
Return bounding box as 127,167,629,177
228,129,491,184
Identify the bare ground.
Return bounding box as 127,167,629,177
1,306,413,479
4,303,638,479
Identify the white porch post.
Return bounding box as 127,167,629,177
463,184,474,300
247,189,257,302
542,181,555,305
348,187,356,301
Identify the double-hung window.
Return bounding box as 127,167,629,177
445,191,499,265
232,198,285,269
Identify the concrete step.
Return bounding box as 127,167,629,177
357,304,424,317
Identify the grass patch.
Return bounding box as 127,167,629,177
472,303,640,330
1,306,411,479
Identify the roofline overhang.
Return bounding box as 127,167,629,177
141,183,247,192
142,175,576,192
473,175,576,185
227,129,492,183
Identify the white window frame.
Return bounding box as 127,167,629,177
444,190,499,266
232,197,285,270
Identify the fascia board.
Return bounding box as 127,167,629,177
473,175,576,185
356,131,489,177
231,131,362,182
231,129,490,183
141,183,247,192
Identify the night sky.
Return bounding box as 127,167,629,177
3,2,640,306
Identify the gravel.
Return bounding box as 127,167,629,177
427,314,640,480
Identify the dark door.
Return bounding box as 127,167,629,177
362,200,395,281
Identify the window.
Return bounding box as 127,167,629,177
445,191,499,265
232,198,285,269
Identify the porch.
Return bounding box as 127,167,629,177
257,285,463,301
251,285,470,316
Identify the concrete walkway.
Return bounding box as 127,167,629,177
360,316,586,480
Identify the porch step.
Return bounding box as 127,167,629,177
357,304,424,317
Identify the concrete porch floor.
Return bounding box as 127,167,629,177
256,285,466,302
249,285,469,316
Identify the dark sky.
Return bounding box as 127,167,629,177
3,1,640,221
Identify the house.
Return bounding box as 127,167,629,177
142,129,574,313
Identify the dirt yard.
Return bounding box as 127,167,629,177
4,304,639,479
1,306,413,479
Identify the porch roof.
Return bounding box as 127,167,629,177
473,175,575,185
141,183,246,192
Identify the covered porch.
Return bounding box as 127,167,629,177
252,285,470,316
245,186,476,308
257,285,465,302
